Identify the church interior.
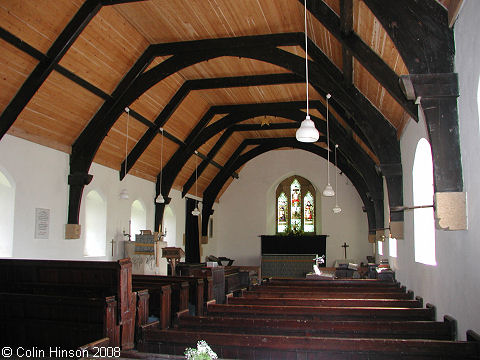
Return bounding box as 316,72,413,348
1,0,480,358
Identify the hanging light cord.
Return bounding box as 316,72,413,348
125,107,129,179
304,0,309,116
195,151,198,204
335,144,339,204
159,128,164,197
326,94,331,185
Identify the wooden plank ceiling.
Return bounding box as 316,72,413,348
0,0,451,202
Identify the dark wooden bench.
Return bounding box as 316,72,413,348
243,289,414,299
133,284,171,329
176,314,458,340
265,278,401,287
133,274,206,316
132,278,188,326
227,295,423,308
206,303,436,321
0,292,118,348
0,258,135,349
253,284,407,293
139,325,480,359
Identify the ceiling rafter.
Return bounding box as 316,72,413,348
67,33,401,225
120,73,304,179
300,0,417,122
200,138,382,237
0,0,103,141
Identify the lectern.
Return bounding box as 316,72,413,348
162,247,185,275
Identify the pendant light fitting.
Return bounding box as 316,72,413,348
333,144,342,213
192,151,201,216
156,127,165,203
296,0,319,143
322,93,334,197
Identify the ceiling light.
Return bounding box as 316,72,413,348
192,151,200,217
296,0,319,143
333,144,342,213
156,128,165,203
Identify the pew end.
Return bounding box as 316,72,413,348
444,315,458,340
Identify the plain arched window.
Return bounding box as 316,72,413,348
84,190,106,257
413,138,436,265
389,236,397,258
377,240,383,256
131,200,146,238
0,169,15,257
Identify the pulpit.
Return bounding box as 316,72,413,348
124,232,168,275
162,247,185,276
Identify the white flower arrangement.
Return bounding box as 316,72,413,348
184,340,218,360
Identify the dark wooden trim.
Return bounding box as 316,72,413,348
201,138,381,237
301,0,418,121
340,0,354,87
0,0,103,141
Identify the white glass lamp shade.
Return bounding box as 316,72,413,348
296,115,319,142
322,184,335,197
191,207,201,216
119,188,129,200
156,194,165,203
332,206,342,213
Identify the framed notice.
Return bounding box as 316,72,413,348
35,208,50,239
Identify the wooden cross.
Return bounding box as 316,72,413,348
341,242,349,259
110,238,116,257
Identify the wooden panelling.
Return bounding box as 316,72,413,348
0,40,39,111
354,59,406,130
94,112,149,171
0,0,81,53
59,6,149,94
354,0,408,76
1,0,441,201
11,71,105,147
132,134,180,182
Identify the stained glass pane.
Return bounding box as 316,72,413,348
304,192,314,232
277,192,288,233
290,179,301,231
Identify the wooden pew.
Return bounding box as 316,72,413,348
206,303,436,321
133,284,171,330
253,284,407,293
227,296,423,308
0,293,118,348
265,278,400,287
176,314,458,340
243,289,414,299
139,326,480,359
132,278,188,326
133,274,206,316
0,258,135,349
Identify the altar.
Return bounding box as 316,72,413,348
260,235,327,278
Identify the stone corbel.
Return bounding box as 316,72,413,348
389,221,404,239
435,192,467,230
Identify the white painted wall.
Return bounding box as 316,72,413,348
213,149,370,267
0,134,156,260
386,0,480,340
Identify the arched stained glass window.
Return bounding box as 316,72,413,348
276,175,316,234
277,193,288,233
290,179,301,231
304,192,314,233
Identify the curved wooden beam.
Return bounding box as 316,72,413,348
200,138,381,237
